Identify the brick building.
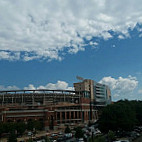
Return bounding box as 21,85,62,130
0,79,111,130
0,89,98,130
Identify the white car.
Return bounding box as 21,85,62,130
27,131,33,136
113,140,130,142
78,138,84,142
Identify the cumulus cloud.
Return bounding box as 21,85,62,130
118,35,125,39
24,81,74,90
24,84,36,90
138,89,142,94
99,75,138,100
0,85,19,90
0,81,73,91
89,41,98,49
0,0,142,61
0,51,20,61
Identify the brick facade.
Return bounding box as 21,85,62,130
0,90,98,130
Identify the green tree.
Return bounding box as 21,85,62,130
27,138,33,142
107,130,115,142
33,120,43,130
44,136,51,142
65,125,71,133
27,121,34,131
88,135,105,142
133,101,142,125
27,120,43,131
7,131,17,142
16,122,26,136
75,127,84,138
5,122,16,133
98,101,136,133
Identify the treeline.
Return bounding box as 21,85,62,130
98,100,142,133
0,120,44,136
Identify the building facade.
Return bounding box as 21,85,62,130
0,79,111,130
94,82,111,106
74,79,111,106
0,89,98,130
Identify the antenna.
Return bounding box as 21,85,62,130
76,76,84,81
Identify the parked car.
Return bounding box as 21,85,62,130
77,138,84,142
64,133,72,139
27,131,33,136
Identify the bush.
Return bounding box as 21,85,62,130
75,127,84,138
65,125,71,133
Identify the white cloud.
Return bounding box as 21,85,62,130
0,85,19,90
0,81,73,91
24,81,74,90
0,0,142,61
99,75,138,100
89,41,98,49
139,33,142,37
0,51,20,61
138,89,142,94
118,35,125,39
24,84,36,90
112,44,116,48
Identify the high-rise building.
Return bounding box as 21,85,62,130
74,79,111,106
94,82,111,106
74,79,94,100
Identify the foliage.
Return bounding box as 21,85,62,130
98,100,137,133
27,120,43,131
88,135,105,142
7,131,17,142
65,125,71,133
6,122,16,133
16,122,26,136
88,121,93,127
107,130,115,142
75,127,84,138
0,120,43,138
27,138,33,142
44,136,51,142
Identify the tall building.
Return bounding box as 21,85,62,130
74,79,94,100
94,82,111,106
74,79,111,106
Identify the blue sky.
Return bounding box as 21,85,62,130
0,0,142,101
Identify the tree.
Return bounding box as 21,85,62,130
16,122,26,136
27,120,43,131
7,131,17,142
27,138,33,142
5,122,16,133
98,101,136,133
0,123,4,137
27,121,34,131
34,120,43,130
65,125,71,133
75,127,84,138
44,136,51,142
107,130,115,142
88,135,105,142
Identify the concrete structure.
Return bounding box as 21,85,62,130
94,82,111,106
0,89,98,130
74,79,94,100
74,79,111,106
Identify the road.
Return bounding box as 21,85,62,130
133,134,142,142
66,137,76,142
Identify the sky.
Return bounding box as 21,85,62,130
0,0,142,101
